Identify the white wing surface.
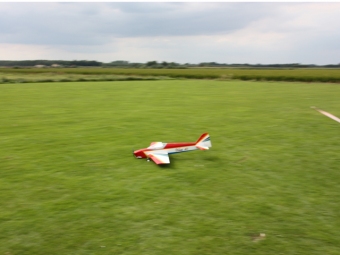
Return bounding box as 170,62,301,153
147,152,170,164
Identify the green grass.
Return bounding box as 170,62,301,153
0,72,168,84
1,67,340,83
1,80,340,254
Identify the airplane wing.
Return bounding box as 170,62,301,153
148,152,170,165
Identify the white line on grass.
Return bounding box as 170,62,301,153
311,106,340,124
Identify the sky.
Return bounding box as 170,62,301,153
0,2,340,65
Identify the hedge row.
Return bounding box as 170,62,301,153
233,75,340,83
0,76,164,84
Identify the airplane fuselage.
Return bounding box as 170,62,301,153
133,142,196,159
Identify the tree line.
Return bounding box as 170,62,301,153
0,60,339,68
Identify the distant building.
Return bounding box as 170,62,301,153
51,64,61,68
34,65,46,68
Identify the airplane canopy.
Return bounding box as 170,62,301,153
147,142,166,150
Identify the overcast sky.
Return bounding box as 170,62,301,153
1,2,340,64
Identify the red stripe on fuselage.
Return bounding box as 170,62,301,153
164,142,195,149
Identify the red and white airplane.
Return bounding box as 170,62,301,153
133,133,212,164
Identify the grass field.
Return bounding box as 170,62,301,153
1,80,340,254
0,71,168,84
1,67,340,83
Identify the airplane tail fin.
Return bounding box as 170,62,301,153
195,133,212,150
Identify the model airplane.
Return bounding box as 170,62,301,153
133,133,212,164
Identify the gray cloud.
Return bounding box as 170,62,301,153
0,2,339,64
0,3,278,45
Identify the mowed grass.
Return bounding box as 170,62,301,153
1,80,340,254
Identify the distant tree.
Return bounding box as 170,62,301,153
110,60,129,66
146,61,158,67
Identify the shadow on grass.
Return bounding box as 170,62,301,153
132,153,220,170
158,155,221,169
157,157,178,169
202,155,221,162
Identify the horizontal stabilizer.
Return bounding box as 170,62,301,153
196,145,209,150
